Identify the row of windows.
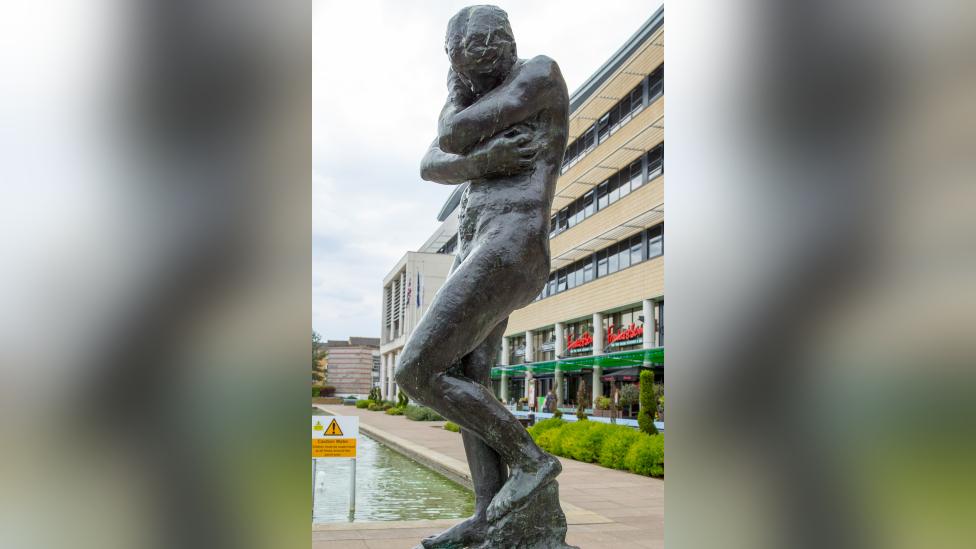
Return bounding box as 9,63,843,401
536,224,664,301
549,142,664,238
561,64,663,174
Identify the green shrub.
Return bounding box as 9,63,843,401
596,396,612,410
599,428,641,469
443,421,460,432
404,405,443,421
319,385,336,397
397,391,409,408
619,384,640,415
638,371,659,435
367,402,382,411
527,417,565,439
573,423,617,462
624,434,664,477
536,428,560,452
552,421,598,459
355,400,371,409
380,402,393,411
553,409,563,419
312,387,321,398
368,387,381,402
385,407,403,416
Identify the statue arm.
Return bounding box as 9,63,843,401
438,56,565,155
420,138,487,184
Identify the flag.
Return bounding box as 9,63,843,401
416,272,422,308
406,277,412,306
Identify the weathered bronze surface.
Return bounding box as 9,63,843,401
395,5,575,548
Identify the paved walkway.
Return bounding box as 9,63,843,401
312,405,663,549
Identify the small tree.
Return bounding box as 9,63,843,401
638,370,659,434
397,391,409,409
619,383,640,417
368,386,381,403
576,382,588,420
312,331,328,385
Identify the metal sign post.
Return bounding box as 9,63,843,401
312,416,360,519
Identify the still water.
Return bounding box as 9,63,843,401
312,412,474,523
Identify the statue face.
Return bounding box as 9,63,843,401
446,10,516,94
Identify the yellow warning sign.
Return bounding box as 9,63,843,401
312,438,356,458
324,418,344,436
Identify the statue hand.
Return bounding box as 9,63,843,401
480,126,541,176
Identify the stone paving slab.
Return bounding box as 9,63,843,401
312,405,663,549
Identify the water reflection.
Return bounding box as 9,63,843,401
312,415,474,523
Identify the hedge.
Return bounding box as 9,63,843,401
385,407,404,416
404,405,443,421
355,400,371,409
527,419,663,478
443,421,461,432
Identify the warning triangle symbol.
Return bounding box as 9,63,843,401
324,418,344,436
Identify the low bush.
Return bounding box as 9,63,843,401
368,387,381,402
367,402,382,411
552,420,598,459
527,418,565,439
536,428,560,452
404,405,443,421
598,428,641,469
624,434,665,477
380,402,394,411
319,385,336,397
443,421,460,432
595,396,612,411
526,418,664,478
312,387,320,398
385,407,403,416
355,400,371,409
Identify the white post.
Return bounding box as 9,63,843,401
500,371,509,403
652,300,661,347
525,330,534,363
392,352,399,400
555,322,566,358
592,312,604,406
500,337,510,366
643,299,654,349
379,353,388,399
348,457,356,518
387,354,395,401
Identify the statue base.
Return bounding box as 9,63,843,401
417,480,578,549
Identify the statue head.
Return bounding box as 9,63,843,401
445,5,517,95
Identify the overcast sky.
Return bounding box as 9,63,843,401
313,0,663,341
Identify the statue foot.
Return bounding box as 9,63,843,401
419,513,487,549
486,454,562,522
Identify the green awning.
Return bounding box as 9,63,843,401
490,347,663,379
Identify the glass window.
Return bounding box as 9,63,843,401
608,104,621,134
557,209,568,232
609,174,620,203
597,181,609,210
583,191,594,218
566,203,577,229
629,159,643,189
631,235,643,264
647,143,664,180
597,113,610,144
630,85,644,115
608,244,619,273
566,265,576,289
618,243,631,269
582,127,595,153
619,175,631,199
648,64,664,102
647,225,663,258
548,273,556,296
597,250,608,277
557,269,567,292
583,260,593,282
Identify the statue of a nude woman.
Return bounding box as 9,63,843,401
395,5,575,549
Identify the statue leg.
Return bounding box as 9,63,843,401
395,251,560,522
420,320,508,548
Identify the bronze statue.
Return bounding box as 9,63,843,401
395,5,575,548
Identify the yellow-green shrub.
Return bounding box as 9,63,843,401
624,433,664,477
598,428,641,469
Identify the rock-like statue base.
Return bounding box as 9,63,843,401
416,481,578,549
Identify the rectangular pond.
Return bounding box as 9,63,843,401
312,411,474,523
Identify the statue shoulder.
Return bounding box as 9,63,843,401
521,56,568,104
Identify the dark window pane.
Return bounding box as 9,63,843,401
630,159,643,189
597,181,609,209
631,236,643,264
619,244,631,269
583,191,595,217
608,245,619,272
648,64,663,102
597,113,610,144
583,261,593,282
